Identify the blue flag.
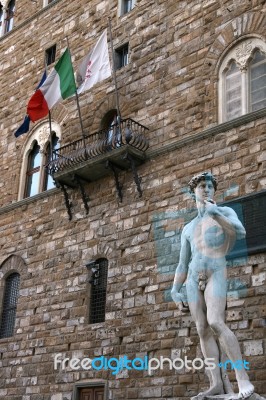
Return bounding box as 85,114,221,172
14,70,47,137
14,115,31,137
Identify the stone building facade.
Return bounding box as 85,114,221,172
0,0,265,399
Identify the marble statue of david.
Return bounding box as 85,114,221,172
171,172,254,400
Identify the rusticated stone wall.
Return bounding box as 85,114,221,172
1,0,266,205
0,117,265,399
0,0,265,399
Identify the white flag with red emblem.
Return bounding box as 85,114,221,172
77,29,111,95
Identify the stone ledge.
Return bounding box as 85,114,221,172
148,107,266,159
0,188,59,216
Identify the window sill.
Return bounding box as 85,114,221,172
0,188,59,216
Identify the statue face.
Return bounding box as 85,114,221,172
194,179,215,203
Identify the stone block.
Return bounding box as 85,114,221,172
138,387,162,398
243,340,263,356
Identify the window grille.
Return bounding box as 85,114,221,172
89,259,108,324
223,191,266,258
0,272,20,339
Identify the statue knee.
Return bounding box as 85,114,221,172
208,319,223,335
196,323,209,338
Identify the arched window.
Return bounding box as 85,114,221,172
4,0,15,34
218,38,266,122
0,272,20,339
88,258,108,324
18,122,61,200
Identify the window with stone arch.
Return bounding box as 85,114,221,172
88,258,108,324
218,37,266,122
0,255,24,339
18,122,61,200
0,272,20,338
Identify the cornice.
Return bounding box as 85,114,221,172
146,108,266,159
0,188,59,215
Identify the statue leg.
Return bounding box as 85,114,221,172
218,341,234,394
205,271,254,399
187,279,224,398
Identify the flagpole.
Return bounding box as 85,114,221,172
108,17,121,121
48,111,54,161
66,36,87,147
43,57,54,163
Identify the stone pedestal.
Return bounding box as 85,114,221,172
199,394,266,400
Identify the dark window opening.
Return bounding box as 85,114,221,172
101,110,122,148
115,43,129,70
89,259,108,324
0,272,20,339
45,44,56,66
101,109,117,130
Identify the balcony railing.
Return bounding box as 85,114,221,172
47,118,149,176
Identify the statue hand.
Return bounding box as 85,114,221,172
171,288,190,312
204,199,218,216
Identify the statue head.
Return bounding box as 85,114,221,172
188,172,217,197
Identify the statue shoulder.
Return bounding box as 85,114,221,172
183,219,196,238
218,205,238,217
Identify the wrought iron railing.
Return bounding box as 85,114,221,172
47,118,149,175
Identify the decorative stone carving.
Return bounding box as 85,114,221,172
235,40,253,69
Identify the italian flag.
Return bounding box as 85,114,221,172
27,49,76,122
